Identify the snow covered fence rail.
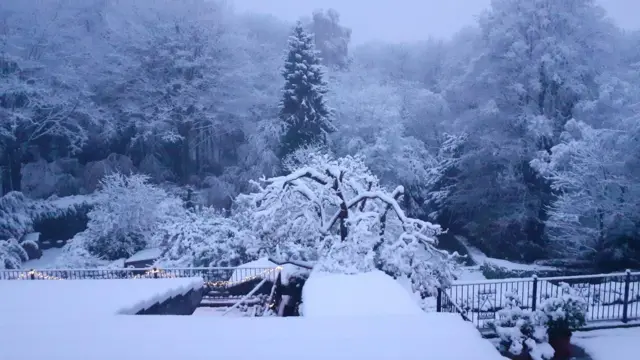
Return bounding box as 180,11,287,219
0,267,280,288
437,270,640,330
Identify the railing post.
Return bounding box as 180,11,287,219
531,275,538,311
436,288,442,312
622,269,631,323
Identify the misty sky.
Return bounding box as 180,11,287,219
232,0,638,44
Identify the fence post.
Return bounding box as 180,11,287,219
436,288,442,312
622,269,631,323
531,275,538,311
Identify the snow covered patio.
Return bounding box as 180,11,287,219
0,269,509,360
572,327,640,360
1,314,506,360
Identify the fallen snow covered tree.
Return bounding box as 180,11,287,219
235,152,460,295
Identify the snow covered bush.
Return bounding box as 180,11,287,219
77,173,183,261
0,192,37,241
0,238,29,269
235,152,459,295
488,290,554,360
539,282,587,337
154,207,259,268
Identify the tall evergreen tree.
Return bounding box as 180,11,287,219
278,22,334,159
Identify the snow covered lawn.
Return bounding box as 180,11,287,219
1,314,507,360
572,327,640,360
0,277,203,316
22,246,64,269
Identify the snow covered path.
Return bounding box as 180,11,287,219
572,327,640,360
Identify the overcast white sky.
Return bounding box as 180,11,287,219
232,0,638,44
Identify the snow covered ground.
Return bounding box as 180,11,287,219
573,327,640,360
0,277,204,316
455,235,558,272
22,246,64,269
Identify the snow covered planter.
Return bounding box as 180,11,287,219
539,283,587,360
488,290,554,360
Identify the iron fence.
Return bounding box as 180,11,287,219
437,270,640,330
0,267,281,288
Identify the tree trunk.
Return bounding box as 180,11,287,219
1,146,22,194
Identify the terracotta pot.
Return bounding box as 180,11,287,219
549,333,572,360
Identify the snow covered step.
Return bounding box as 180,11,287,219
205,290,230,297
199,297,263,308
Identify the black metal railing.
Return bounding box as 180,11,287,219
0,267,281,289
436,270,640,330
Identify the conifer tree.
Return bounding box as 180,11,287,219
278,22,334,159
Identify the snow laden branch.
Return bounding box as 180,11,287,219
235,153,459,295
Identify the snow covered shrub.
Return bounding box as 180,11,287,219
0,238,29,269
236,152,459,295
0,191,36,241
488,290,554,360
80,173,183,260
154,207,259,268
539,283,587,337
32,195,95,244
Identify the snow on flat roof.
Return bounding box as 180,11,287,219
1,314,507,360
0,277,203,316
125,247,163,263
302,270,424,317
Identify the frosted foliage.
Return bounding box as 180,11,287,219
236,152,458,294
489,290,554,360
0,238,28,269
309,9,352,69
154,207,258,268
531,119,640,259
0,192,35,240
328,69,441,188
539,283,587,333
80,173,183,260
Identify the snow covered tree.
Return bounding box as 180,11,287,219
278,22,334,159
235,152,459,295
430,0,617,260
78,173,183,261
308,9,352,69
531,119,640,266
154,207,259,268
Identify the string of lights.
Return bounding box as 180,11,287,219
16,266,283,287
18,270,63,280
